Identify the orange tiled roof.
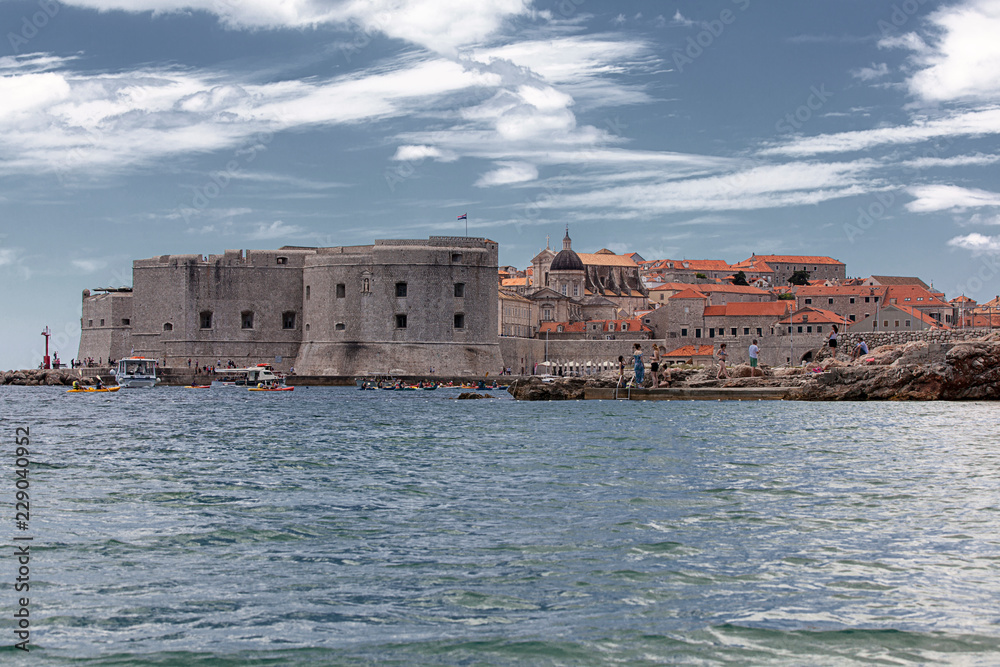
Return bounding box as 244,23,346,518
658,259,733,272
892,304,950,329
649,282,702,292
537,321,586,333
795,285,886,296
882,285,949,308
501,277,527,287
669,288,708,300
729,258,774,273
664,344,716,357
748,255,844,265
950,295,976,304
576,252,639,267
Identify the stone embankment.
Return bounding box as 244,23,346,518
1,369,101,386
508,334,1000,401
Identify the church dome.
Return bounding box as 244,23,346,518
550,248,584,272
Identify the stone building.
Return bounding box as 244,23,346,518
740,254,846,285
78,288,134,363
78,237,502,376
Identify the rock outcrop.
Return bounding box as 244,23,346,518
1,369,95,386
508,337,1000,401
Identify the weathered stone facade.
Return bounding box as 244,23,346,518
78,288,134,363
78,237,502,376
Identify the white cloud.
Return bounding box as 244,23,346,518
247,220,307,240
900,153,1000,169
967,212,1000,226
851,62,889,81
948,233,1000,252
71,259,108,273
671,10,694,27
58,0,532,55
474,161,538,187
906,185,1000,213
392,145,458,162
888,0,1000,104
0,247,19,266
760,107,1000,157
538,160,882,216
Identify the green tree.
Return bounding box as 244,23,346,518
788,270,810,286
732,271,749,286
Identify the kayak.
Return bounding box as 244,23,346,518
67,386,120,393
184,385,212,389
248,386,294,392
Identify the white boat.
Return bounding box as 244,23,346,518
220,364,285,387
113,357,160,388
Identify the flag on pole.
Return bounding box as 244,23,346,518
457,213,467,220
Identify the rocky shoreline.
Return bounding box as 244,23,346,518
507,334,1000,401
1,369,104,386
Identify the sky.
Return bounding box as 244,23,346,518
2,0,1000,369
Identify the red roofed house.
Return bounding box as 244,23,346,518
794,284,886,325
662,344,716,367
703,301,795,342
741,254,846,285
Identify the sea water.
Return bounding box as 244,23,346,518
2,385,999,665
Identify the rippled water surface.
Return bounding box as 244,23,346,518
2,386,1000,665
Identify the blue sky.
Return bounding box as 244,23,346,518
2,0,1000,369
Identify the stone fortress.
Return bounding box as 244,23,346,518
78,237,503,376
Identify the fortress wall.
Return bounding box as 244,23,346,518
78,291,133,363
130,251,307,370
296,238,502,375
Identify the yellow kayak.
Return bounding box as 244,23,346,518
66,386,121,393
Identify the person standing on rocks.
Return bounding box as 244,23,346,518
716,343,729,379
632,343,644,385
749,339,760,377
650,345,661,384
828,324,839,356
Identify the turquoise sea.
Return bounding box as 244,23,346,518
2,386,999,665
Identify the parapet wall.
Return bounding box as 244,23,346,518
840,329,995,349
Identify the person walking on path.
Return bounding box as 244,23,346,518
716,343,729,379
632,343,644,385
748,339,760,377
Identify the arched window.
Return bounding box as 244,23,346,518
163,323,173,331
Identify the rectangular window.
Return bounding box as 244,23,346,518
88,319,93,327
395,314,407,328
865,296,870,303
850,315,856,321
452,253,462,263
905,320,911,327
828,298,834,304
100,319,105,326
883,320,889,328
709,328,715,338
122,318,130,326
756,328,762,337
306,285,310,300
454,283,465,297
681,328,688,337
797,326,803,333
805,298,812,304
241,311,254,329
695,328,702,338
200,312,212,329
850,297,855,304
807,326,813,333
336,284,345,298
396,282,407,297
454,313,465,329
335,323,345,331
817,326,823,333
730,327,737,336
282,312,296,329
895,320,900,327
743,327,750,335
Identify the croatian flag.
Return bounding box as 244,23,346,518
457,213,467,220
